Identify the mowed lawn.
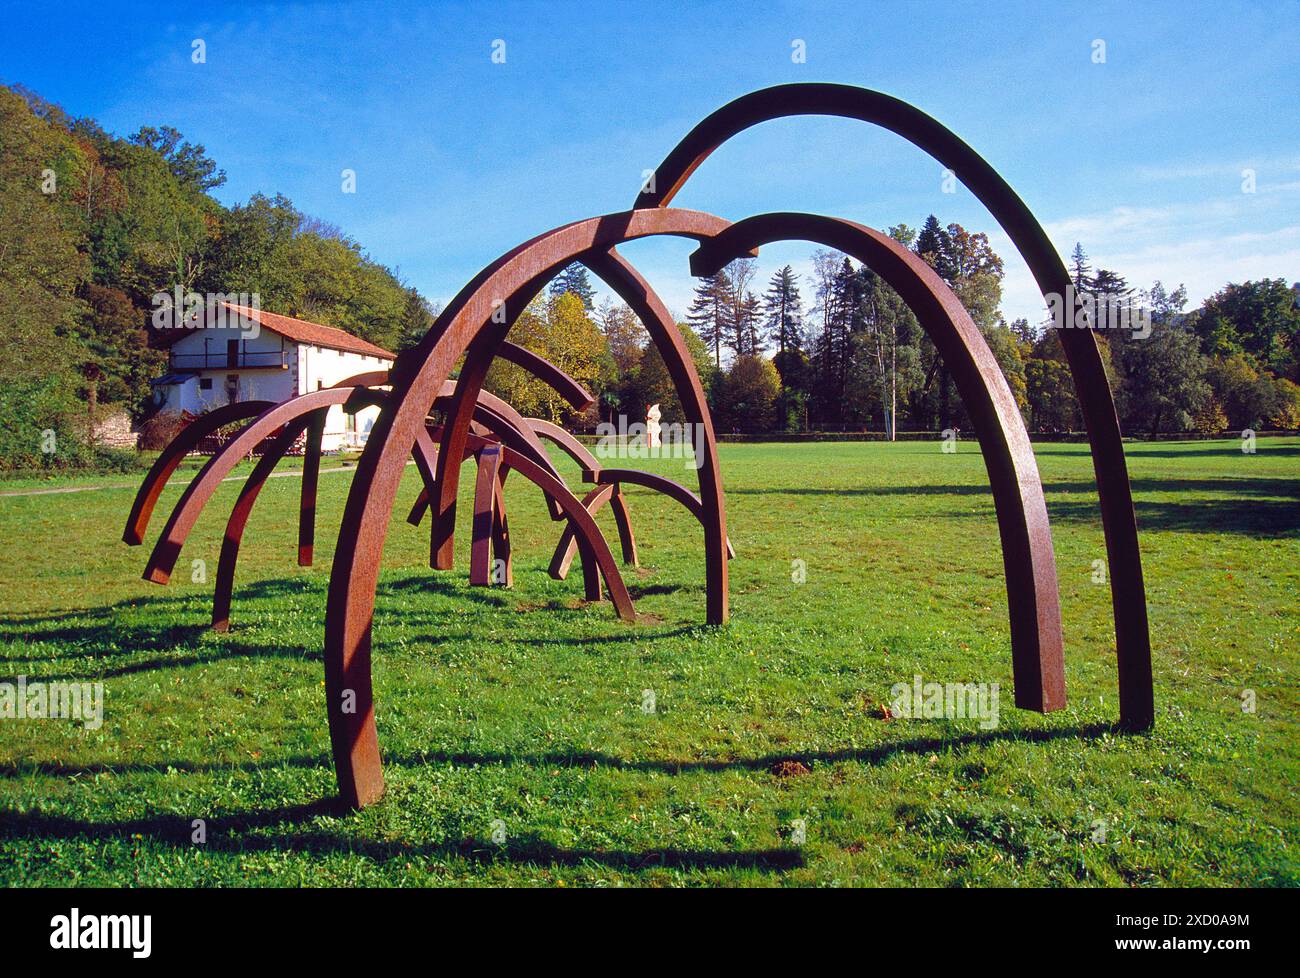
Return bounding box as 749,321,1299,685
0,437,1296,887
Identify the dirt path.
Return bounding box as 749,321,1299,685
0,464,364,498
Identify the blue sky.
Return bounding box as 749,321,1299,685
4,1,1297,327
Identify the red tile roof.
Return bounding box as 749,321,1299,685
160,302,395,359
220,303,395,359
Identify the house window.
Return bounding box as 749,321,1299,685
226,375,239,404
199,378,213,391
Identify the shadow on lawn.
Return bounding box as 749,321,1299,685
0,566,689,683
0,804,804,872
729,476,1299,537
1038,441,1300,460
0,725,1116,872
3,723,1114,780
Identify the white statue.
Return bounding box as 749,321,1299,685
646,403,662,449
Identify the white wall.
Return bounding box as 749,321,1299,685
164,328,297,409
297,344,392,451
155,330,392,451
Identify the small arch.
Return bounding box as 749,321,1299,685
691,212,1063,712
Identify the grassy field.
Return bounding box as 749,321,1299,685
0,437,1296,887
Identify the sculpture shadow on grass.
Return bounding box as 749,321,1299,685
0,567,694,684
0,725,1116,873
2,724,1115,780
727,477,1299,537
0,805,803,872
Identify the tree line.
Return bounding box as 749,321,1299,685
567,215,1300,438
3,80,1296,472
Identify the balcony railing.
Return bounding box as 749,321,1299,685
170,350,289,370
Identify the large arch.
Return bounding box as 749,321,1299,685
143,386,376,585
634,83,1152,731
692,212,1064,712
323,208,737,807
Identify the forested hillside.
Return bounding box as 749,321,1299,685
0,83,431,468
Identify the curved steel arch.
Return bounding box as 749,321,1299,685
635,83,1152,731
123,399,274,546
428,241,733,627
324,208,736,807
550,468,736,583
692,212,1064,712
211,409,324,632
191,376,617,631
406,414,642,574
527,418,637,570
143,386,375,585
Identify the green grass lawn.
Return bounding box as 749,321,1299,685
1,437,1296,886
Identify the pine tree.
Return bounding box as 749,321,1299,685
1069,243,1092,292
397,287,436,351
915,214,954,281
763,266,803,357
548,263,596,310
687,271,733,368
731,291,763,358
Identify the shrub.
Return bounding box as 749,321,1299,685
1268,379,1300,429
0,378,91,471
0,378,146,474
1191,397,1229,435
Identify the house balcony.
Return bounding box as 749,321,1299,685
169,350,290,371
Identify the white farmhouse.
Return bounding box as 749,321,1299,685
151,302,394,451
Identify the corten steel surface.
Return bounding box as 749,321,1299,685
207,418,444,633
427,236,733,623
297,409,326,566
123,399,273,546
496,341,595,411
552,467,735,582
488,464,513,587
142,386,370,585
469,445,504,587
549,484,618,580
692,213,1064,711
527,418,637,569
635,82,1152,730
580,247,730,625
212,410,322,632
592,469,737,559
323,208,737,807
142,368,606,631
409,416,642,572
137,381,441,629
499,445,634,618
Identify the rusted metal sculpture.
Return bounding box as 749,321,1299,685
634,82,1153,731
126,84,1156,813
692,212,1063,711
323,208,739,806
127,358,639,633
